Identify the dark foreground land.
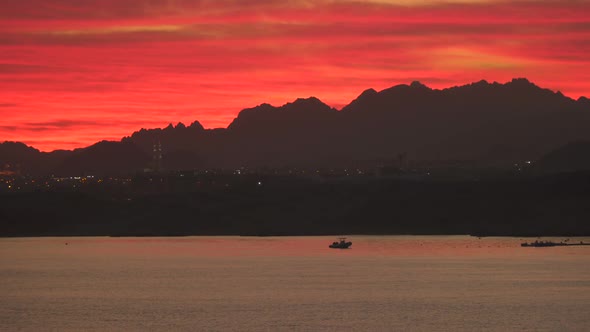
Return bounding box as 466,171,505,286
1,171,590,237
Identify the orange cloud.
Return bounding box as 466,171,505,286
1,0,589,151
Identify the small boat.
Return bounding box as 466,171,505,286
329,237,352,249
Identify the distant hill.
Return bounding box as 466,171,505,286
0,141,40,163
0,141,70,175
2,78,590,175
52,141,150,176
0,140,151,176
533,141,590,175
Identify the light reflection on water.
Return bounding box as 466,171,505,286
1,236,589,331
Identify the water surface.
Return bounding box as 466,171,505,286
1,236,589,331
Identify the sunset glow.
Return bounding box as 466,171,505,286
1,0,589,151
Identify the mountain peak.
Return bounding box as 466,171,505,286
227,96,334,131
511,77,531,83
295,96,319,102
359,88,377,97
473,79,490,86
410,81,429,89
340,88,378,113
288,96,326,108
281,96,333,113
189,121,205,130
381,81,432,94
0,141,41,161
0,141,39,152
507,77,537,89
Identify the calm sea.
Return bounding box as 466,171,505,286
1,236,589,331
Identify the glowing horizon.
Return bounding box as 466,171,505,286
1,0,589,152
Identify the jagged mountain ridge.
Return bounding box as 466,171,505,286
2,78,590,175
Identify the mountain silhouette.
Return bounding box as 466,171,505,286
52,141,150,176
0,141,70,175
338,78,586,163
2,78,590,175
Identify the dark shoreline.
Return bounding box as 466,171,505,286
2,172,590,238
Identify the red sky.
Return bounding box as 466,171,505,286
1,0,589,151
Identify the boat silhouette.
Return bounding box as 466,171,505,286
329,237,352,249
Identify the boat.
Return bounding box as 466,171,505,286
521,240,590,247
329,237,352,249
